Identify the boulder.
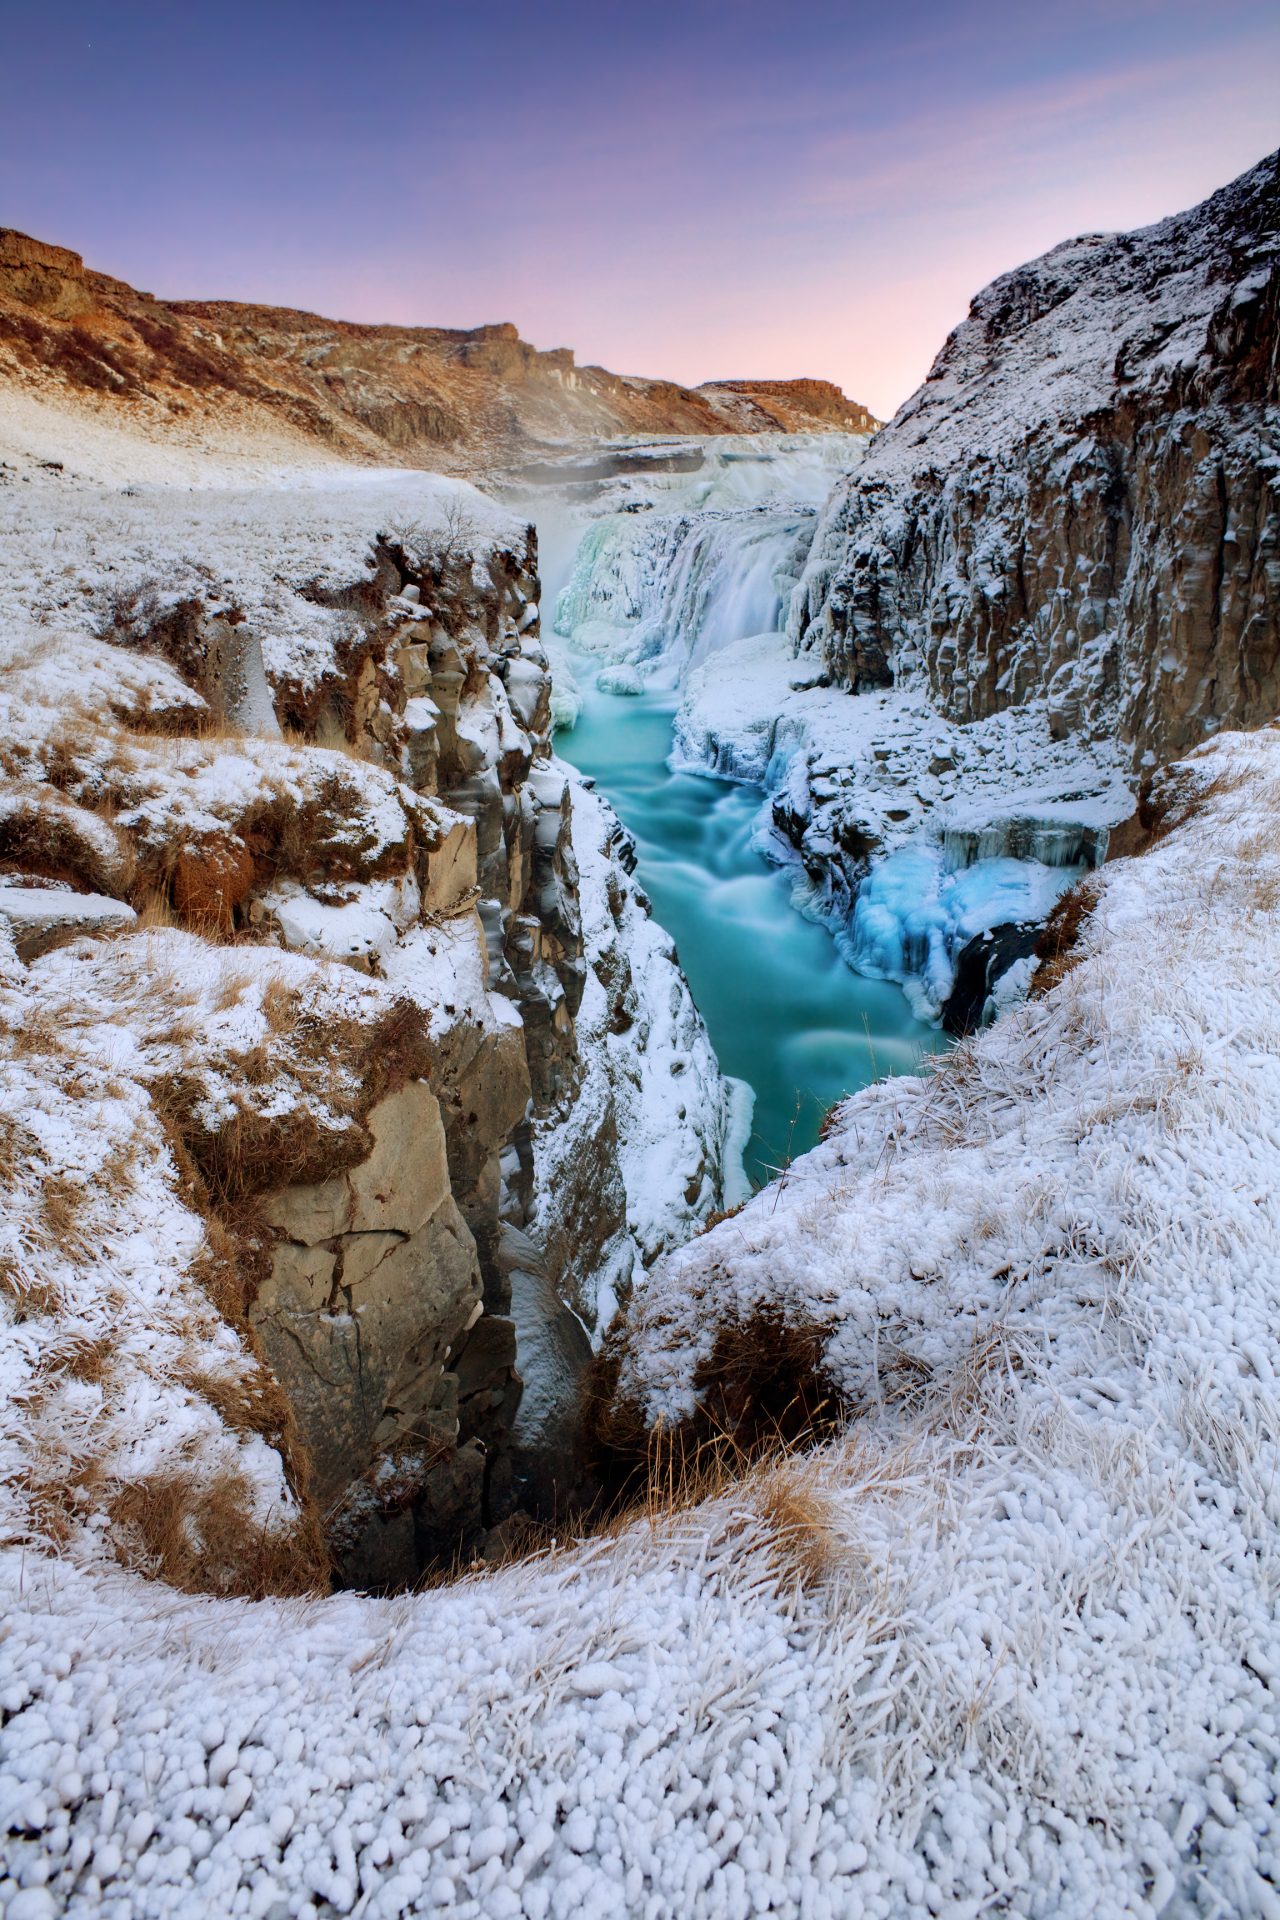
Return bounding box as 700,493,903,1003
0,886,136,961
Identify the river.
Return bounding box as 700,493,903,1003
555,661,946,1188
525,436,948,1190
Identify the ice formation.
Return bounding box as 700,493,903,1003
551,433,866,688
550,437,1128,1023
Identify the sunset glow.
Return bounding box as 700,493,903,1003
4,1,1278,415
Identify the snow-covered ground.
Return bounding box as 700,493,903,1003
3,728,1279,1916
0,434,512,705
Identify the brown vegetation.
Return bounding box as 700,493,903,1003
1031,876,1101,995
585,1305,845,1518
107,1470,327,1598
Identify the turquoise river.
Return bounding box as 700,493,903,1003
555,665,948,1190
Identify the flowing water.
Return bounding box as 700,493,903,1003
556,664,945,1189
527,438,948,1192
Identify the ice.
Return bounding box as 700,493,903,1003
846,845,1082,1021
551,434,867,688
553,444,1130,1026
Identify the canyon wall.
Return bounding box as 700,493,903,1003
0,464,738,1588
790,151,1280,770
0,227,877,475
653,152,1279,1024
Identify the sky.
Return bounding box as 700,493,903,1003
3,0,1278,419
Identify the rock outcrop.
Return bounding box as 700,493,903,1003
0,462,740,1586
790,151,1280,769
665,151,1280,1022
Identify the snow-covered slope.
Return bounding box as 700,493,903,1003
3,729,1279,1916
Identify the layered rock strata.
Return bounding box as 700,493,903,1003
0,226,877,472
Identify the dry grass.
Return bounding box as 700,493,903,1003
0,1110,36,1184
0,1260,65,1323
133,886,180,931
144,985,432,1208
1142,763,1250,843
585,1305,845,1525
21,1455,105,1548
5,1007,72,1061
1032,876,1101,996
260,973,299,1035
0,784,134,896
752,1463,841,1591
37,1174,91,1259
107,1469,328,1598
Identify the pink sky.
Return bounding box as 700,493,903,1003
4,1,1279,418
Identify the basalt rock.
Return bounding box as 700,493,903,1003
86,504,738,1584
942,921,1042,1037
791,152,1280,771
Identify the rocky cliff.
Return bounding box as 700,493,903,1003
0,454,739,1589
0,228,876,474
791,151,1280,769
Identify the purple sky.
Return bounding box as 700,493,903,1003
4,1,1278,417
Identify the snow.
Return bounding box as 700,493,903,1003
0,886,137,951
4,290,1278,1912
3,732,1279,1916
0,921,404,1591
0,431,519,703
256,875,422,973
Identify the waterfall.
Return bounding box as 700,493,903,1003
544,432,1101,1031
551,434,865,688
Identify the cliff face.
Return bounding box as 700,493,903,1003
0,456,738,1588
0,228,875,473
791,152,1280,772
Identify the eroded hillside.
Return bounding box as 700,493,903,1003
0,454,740,1592
0,228,878,475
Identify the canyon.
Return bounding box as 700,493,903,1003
0,147,1278,1919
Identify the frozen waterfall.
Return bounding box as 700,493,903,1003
551,433,863,688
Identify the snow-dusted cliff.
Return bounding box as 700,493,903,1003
0,426,740,1587
792,152,1279,769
